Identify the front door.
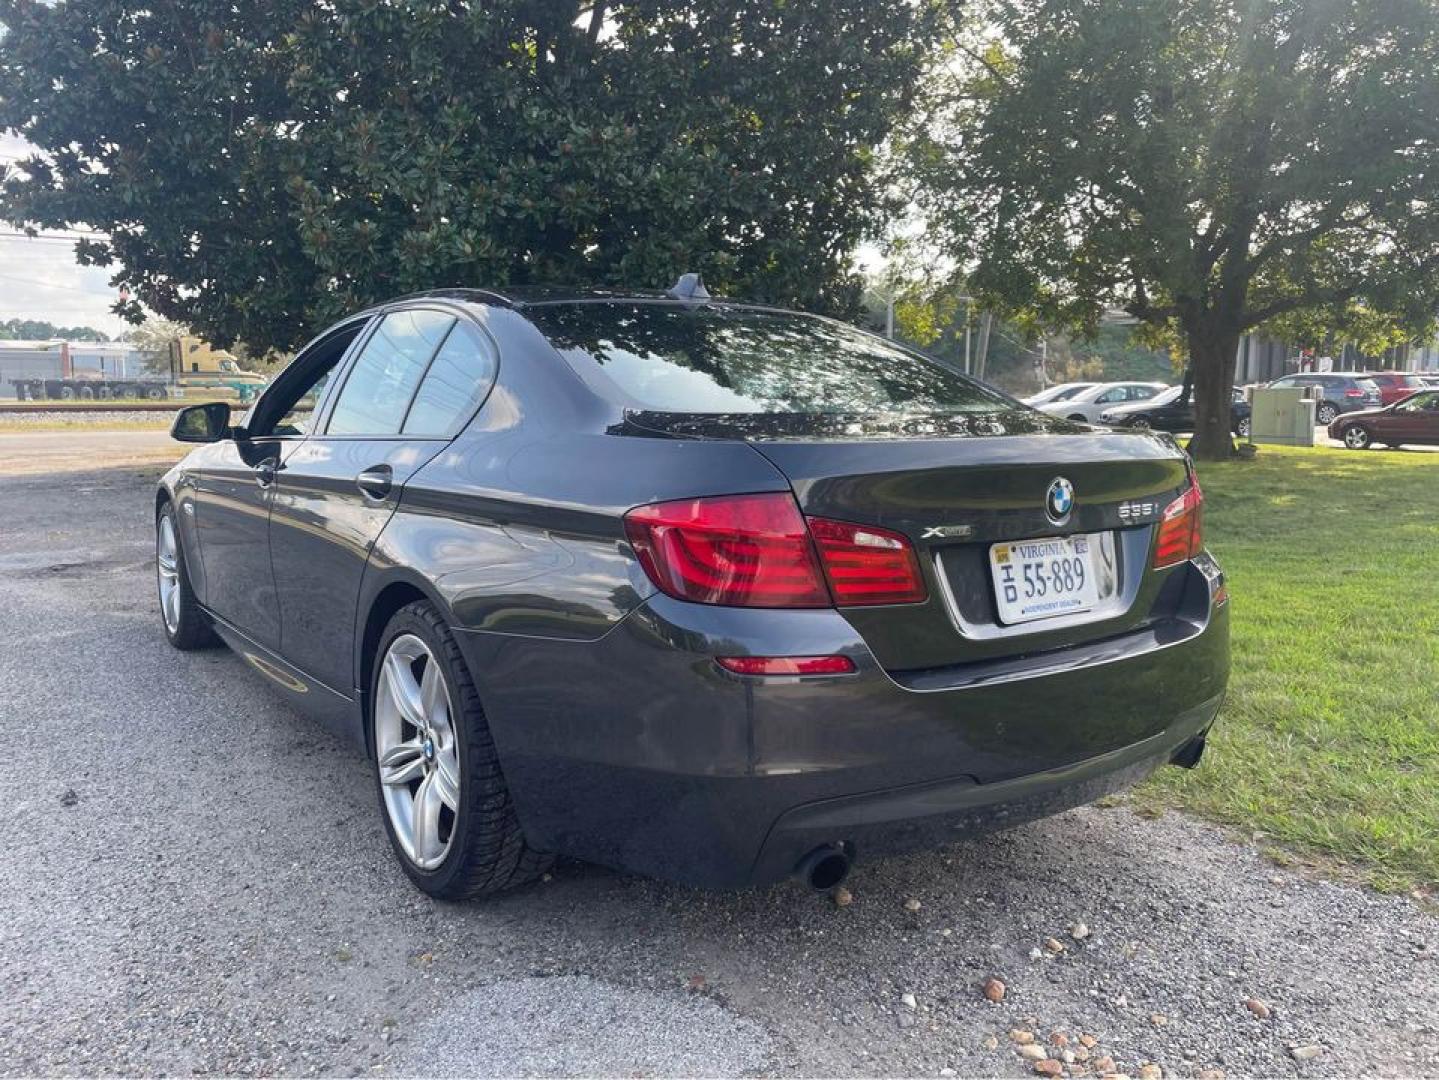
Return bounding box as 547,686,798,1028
188,436,289,647
268,308,498,695
188,319,369,647
1379,390,1439,445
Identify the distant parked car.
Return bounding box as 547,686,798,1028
1265,373,1381,424
1036,381,1168,423
1328,387,1439,449
1021,382,1097,407
1357,371,1429,407
1099,385,1252,438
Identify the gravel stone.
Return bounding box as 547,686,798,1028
394,975,772,1077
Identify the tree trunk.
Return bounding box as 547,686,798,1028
1187,327,1240,461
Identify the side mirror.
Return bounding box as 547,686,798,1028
171,402,232,443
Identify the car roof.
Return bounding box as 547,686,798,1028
383,285,766,310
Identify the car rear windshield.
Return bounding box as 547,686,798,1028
527,302,1012,415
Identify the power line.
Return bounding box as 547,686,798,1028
0,272,117,297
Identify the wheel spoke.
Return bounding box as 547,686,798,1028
382,650,426,728
378,740,427,787
432,754,460,810
165,585,181,628
412,773,444,864
420,661,448,730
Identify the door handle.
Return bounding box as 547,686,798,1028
356,464,393,500
253,457,278,488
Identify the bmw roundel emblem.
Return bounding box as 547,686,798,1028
1046,477,1075,524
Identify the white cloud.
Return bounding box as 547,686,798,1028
0,134,130,337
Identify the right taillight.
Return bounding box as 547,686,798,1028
623,493,927,608
1152,481,1204,569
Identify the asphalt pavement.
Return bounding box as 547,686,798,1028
0,433,1434,1078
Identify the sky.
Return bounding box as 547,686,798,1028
0,132,131,338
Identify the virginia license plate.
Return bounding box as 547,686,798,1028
989,534,1102,625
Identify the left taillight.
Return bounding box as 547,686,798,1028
1152,480,1204,569
623,493,927,608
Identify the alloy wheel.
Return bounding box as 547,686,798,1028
375,634,461,870
156,514,181,634
1344,426,1370,449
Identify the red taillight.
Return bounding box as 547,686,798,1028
1152,481,1204,569
716,655,857,676
808,516,927,606
1344,388,1365,398
623,494,927,608
623,493,830,607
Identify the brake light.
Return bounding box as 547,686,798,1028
1345,388,1365,398
623,493,829,607
716,655,856,676
808,516,927,606
623,494,928,608
1152,481,1204,569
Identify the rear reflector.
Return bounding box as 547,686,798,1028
623,493,830,607
1152,481,1204,569
808,516,927,606
716,655,857,676
624,493,928,608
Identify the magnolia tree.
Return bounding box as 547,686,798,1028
907,0,1439,459
0,0,945,351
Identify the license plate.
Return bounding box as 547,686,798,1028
989,534,1102,625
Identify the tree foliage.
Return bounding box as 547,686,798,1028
0,0,943,351
0,317,109,341
907,0,1439,458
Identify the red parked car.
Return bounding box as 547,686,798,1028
1359,371,1429,406
1328,387,1439,449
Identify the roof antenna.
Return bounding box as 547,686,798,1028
666,272,711,302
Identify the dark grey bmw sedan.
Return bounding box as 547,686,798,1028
156,279,1229,898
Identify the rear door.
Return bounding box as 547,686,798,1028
268,308,499,694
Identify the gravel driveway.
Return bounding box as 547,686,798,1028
0,438,1434,1078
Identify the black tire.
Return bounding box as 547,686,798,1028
1317,402,1339,425
156,503,218,650
371,600,552,899
1066,413,1087,422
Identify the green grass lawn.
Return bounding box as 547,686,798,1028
1135,444,1439,893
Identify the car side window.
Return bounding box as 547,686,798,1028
327,310,456,436
1130,385,1156,400
1399,391,1439,413
1096,388,1122,403
249,321,368,438
402,322,498,437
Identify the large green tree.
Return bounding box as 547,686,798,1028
0,0,942,351
908,0,1439,458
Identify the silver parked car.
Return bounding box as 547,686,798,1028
1021,381,1097,407
1036,381,1169,424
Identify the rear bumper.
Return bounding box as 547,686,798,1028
455,559,1229,888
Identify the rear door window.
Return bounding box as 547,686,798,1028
402,322,498,436
327,309,455,435
527,302,1012,415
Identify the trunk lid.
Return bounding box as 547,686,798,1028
623,408,1193,672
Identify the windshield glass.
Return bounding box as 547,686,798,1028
1050,384,1092,402
1148,386,1183,405
529,302,1014,415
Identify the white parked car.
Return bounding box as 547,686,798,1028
1021,381,1097,407
1036,381,1169,423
